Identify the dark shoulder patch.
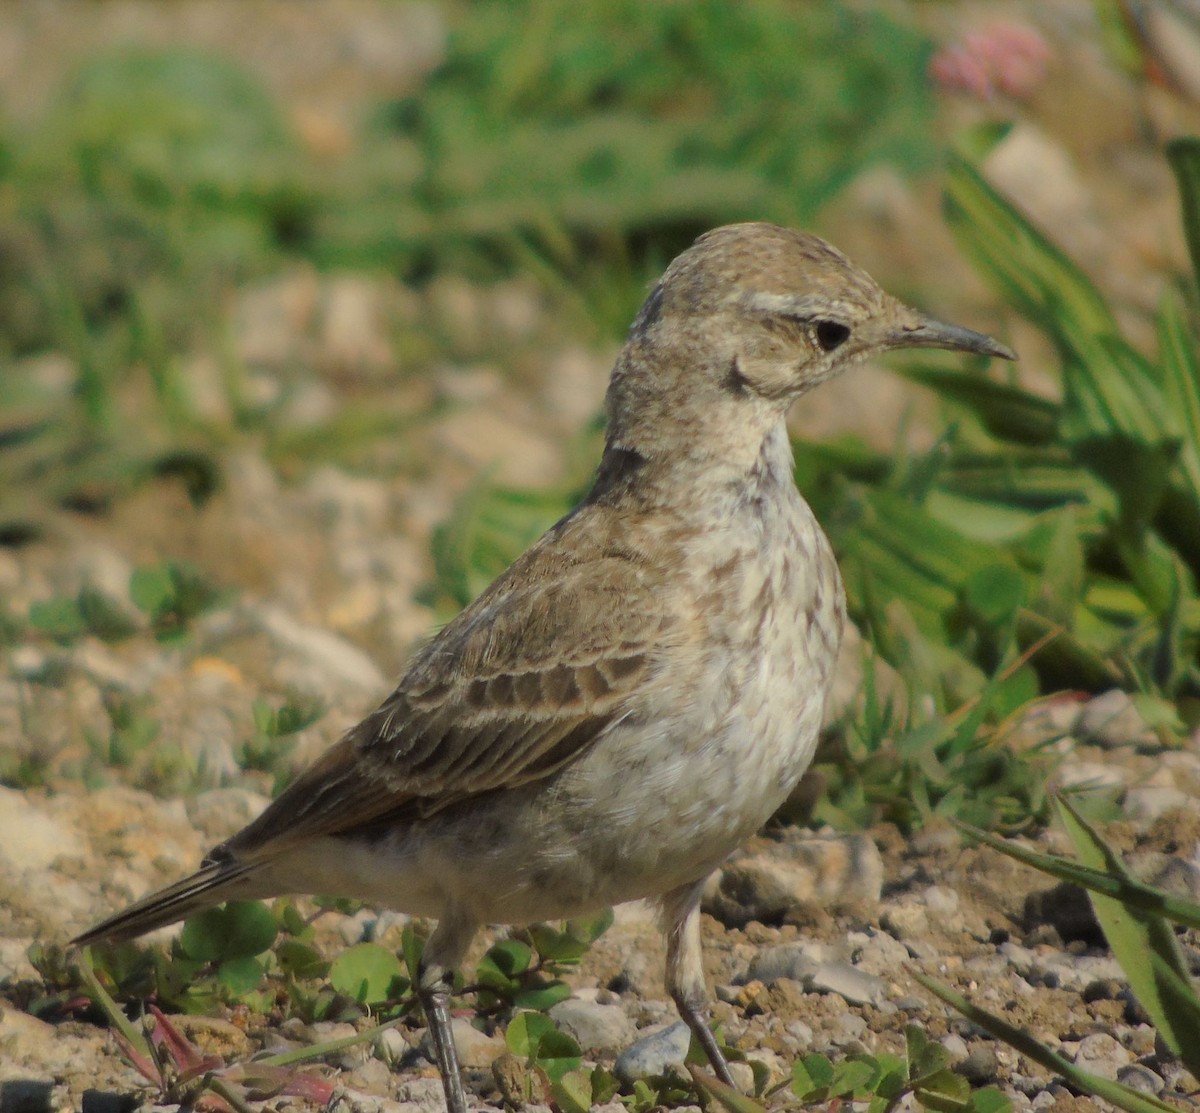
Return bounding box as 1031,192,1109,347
631,282,664,334
723,355,750,396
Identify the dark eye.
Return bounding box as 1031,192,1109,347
814,320,850,352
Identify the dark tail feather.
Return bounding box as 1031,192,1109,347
71,858,255,947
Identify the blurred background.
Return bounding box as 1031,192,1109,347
6,3,1200,1107
4,0,1200,823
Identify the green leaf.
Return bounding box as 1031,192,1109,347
963,564,1025,625
180,901,278,962
28,596,86,643
77,586,140,641
551,1068,593,1113
505,1011,581,1081
915,1069,971,1110
967,1089,1014,1113
944,155,1116,341
275,939,329,980
1167,137,1200,289
565,906,614,944
899,364,1058,446
401,923,425,984
513,981,571,1011
830,1056,876,1096
476,937,533,993
1158,293,1200,508
1055,796,1200,1075
533,1026,584,1081
328,942,405,1004
216,955,264,996
129,564,174,615
791,1052,834,1098
505,1010,555,1058
905,1024,951,1082
527,922,590,963
485,937,533,977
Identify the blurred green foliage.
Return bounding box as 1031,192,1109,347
0,2,934,536
337,1,934,277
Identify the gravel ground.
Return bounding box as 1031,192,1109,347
3,1,1200,1111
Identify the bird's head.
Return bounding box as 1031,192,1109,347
604,223,1013,472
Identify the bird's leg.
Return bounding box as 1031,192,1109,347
416,912,478,1113
418,976,467,1113
661,878,736,1088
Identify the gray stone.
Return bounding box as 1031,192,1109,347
959,1045,999,1083
549,996,637,1053
923,885,960,918
420,1017,505,1070
1079,689,1154,748
1134,852,1200,903
394,1077,450,1113
376,1026,409,1064
186,787,272,843
613,1021,691,1084
0,787,86,872
846,927,910,975
808,962,886,1007
999,941,1036,976
879,899,928,940
939,1033,968,1058
704,832,882,926
250,603,388,698
826,1011,867,1047
1071,1032,1130,1080
745,942,822,985
784,1019,814,1047
1056,760,1128,791
1117,1063,1165,1095
1124,785,1191,823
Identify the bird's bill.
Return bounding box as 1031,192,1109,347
887,311,1016,361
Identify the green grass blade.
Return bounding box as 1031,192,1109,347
944,156,1166,444
1167,137,1200,288
75,947,153,1060
1158,293,1200,505
1055,796,1200,1073
944,155,1116,338
688,1065,768,1113
897,364,1060,446
912,971,1182,1113
954,819,1200,929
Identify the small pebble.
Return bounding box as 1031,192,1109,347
613,1021,691,1084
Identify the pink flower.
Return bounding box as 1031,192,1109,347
929,22,1052,101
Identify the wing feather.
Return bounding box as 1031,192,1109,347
223,506,678,859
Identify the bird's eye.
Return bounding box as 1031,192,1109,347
814,320,851,352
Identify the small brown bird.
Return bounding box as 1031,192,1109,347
74,224,1013,1112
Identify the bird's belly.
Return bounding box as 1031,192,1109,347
281,509,844,927
298,638,833,926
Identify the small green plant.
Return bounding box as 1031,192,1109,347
235,696,326,787
782,1026,1012,1112
473,911,613,1015
82,690,160,780
25,559,225,646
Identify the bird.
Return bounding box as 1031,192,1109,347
72,223,1014,1112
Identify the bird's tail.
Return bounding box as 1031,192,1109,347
71,856,256,947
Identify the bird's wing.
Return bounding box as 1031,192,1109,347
222,508,679,858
